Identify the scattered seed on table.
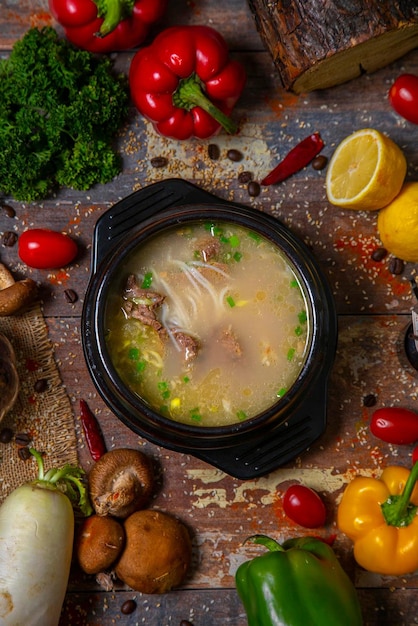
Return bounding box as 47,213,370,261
2,231,17,247
248,181,261,197
389,257,404,275
64,289,78,304
363,393,377,407
311,155,328,170
121,599,137,615
238,170,253,184
34,378,48,393
0,204,16,218
150,156,168,168
371,247,387,262
227,148,243,162
0,427,14,444
207,143,220,160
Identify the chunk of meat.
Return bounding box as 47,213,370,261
219,328,242,359
122,274,166,334
195,237,221,262
171,329,200,363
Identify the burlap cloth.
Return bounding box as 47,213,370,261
0,301,78,504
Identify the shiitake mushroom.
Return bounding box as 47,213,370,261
88,448,154,518
0,333,19,423
115,510,192,594
76,515,125,575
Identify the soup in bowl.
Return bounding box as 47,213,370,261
104,221,310,428
82,180,337,478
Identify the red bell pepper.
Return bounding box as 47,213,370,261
49,0,167,53
129,25,246,139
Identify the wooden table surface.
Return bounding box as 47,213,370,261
2,1,418,624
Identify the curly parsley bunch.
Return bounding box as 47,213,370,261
0,27,129,201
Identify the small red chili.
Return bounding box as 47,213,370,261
282,484,327,529
261,132,324,186
79,399,107,461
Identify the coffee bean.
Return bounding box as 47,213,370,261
389,257,404,275
180,621,194,626
121,599,137,615
0,427,14,444
2,231,17,247
0,204,16,218
311,155,328,170
207,143,220,160
18,446,32,461
227,149,243,162
238,171,253,184
34,378,48,393
363,393,377,407
150,156,168,168
371,247,388,262
15,432,32,446
248,181,261,197
64,289,78,304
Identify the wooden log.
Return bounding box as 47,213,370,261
247,0,418,93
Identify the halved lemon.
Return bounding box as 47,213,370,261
377,182,418,262
325,128,407,210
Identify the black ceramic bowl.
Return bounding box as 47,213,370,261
82,179,337,479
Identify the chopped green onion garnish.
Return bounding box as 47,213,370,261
158,381,170,399
141,272,153,289
183,376,190,383
294,325,303,337
226,295,236,308
233,251,242,262
248,231,261,243
276,387,287,398
228,234,240,248
287,347,296,361
298,310,307,324
190,407,202,422
136,360,146,372
128,347,139,360
237,410,247,421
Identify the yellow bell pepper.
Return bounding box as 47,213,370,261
337,463,418,576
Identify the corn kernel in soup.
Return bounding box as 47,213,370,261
105,222,310,427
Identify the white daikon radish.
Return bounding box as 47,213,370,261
0,449,92,626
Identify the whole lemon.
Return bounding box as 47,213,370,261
377,182,418,262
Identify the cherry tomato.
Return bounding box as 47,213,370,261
18,229,78,269
282,484,326,529
389,74,418,125
370,406,418,445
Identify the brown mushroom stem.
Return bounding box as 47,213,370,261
0,333,19,422
0,278,38,316
88,448,154,518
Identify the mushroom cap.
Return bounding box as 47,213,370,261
0,333,19,423
115,510,192,594
76,514,125,575
89,448,154,518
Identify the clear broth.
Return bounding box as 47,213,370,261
105,222,310,427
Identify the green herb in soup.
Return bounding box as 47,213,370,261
105,223,310,427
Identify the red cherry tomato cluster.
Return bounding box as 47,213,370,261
18,229,78,269
389,74,418,125
282,484,327,529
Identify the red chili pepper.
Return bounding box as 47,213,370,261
129,25,246,140
79,399,106,461
261,132,324,186
49,0,167,53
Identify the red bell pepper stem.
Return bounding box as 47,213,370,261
261,132,324,186
96,0,129,37
79,399,107,461
173,73,237,135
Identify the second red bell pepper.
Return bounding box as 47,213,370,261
129,25,246,139
49,0,167,53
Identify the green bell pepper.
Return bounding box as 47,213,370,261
235,535,363,626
